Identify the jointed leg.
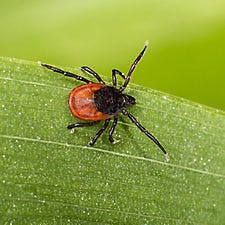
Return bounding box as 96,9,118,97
109,116,118,142
112,69,126,87
81,66,105,84
67,121,100,130
89,119,110,145
41,63,90,83
122,109,169,158
119,41,149,92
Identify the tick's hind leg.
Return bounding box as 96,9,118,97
41,63,90,83
67,121,100,131
89,119,110,145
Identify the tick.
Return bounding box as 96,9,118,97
41,41,169,160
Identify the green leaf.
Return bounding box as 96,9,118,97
1,57,225,224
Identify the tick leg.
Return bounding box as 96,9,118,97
112,69,126,87
109,116,118,142
81,66,105,84
119,41,149,92
41,63,90,83
67,121,100,130
122,109,169,160
89,119,110,145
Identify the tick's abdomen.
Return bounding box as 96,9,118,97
68,83,111,121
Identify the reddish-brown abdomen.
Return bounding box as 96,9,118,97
68,83,111,121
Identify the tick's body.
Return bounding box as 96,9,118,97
69,83,135,121
41,41,169,160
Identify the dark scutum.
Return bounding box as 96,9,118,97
94,86,125,115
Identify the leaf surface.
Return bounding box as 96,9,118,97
1,57,225,224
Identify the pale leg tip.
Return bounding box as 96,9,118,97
165,153,170,162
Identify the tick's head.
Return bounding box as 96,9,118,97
123,94,136,107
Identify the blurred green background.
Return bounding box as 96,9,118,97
1,0,225,110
